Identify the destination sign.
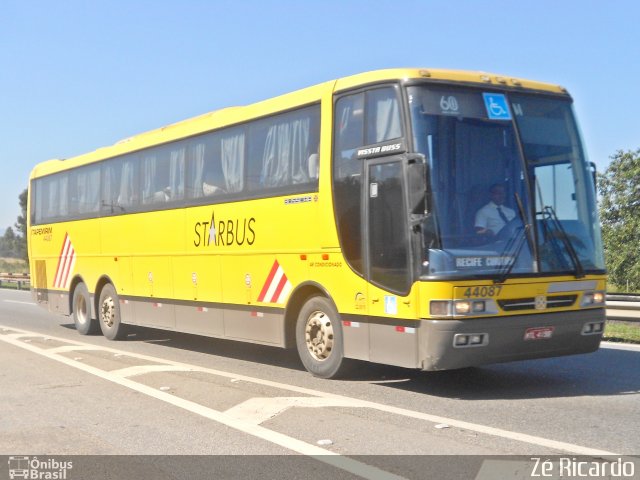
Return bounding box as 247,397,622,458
455,256,514,269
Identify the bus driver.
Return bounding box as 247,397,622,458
474,183,515,237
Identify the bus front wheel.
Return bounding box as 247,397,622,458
295,296,348,379
98,283,128,340
72,282,98,335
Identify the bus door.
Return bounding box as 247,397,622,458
333,86,417,366
364,158,418,367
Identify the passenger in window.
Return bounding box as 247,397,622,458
202,171,225,196
308,153,319,179
152,187,171,202
474,183,515,237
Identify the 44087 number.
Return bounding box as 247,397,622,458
462,286,502,298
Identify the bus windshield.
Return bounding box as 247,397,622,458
408,85,605,279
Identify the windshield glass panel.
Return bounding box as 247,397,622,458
408,86,535,278
511,94,605,272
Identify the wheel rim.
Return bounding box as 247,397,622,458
101,294,116,328
75,295,88,325
304,310,334,361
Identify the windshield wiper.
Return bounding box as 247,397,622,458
540,205,585,278
493,193,532,284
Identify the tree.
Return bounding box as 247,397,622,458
16,189,27,238
598,148,640,290
0,227,17,257
14,188,28,261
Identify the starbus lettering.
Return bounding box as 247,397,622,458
193,211,256,247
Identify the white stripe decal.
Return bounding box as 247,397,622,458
54,236,71,288
276,280,293,304
264,266,284,303
63,247,77,288
54,234,76,289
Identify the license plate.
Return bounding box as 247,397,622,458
524,327,555,341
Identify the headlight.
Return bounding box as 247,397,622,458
582,291,606,307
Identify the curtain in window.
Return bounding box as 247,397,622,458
77,168,100,213
102,162,123,210
102,165,113,208
58,176,69,217
374,96,401,143
142,156,157,203
119,158,137,207
170,147,185,200
188,143,206,198
261,116,310,188
46,179,60,219
221,131,244,193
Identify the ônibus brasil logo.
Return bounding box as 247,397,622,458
8,456,73,480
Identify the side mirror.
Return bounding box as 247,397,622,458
406,154,429,215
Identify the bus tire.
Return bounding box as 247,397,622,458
98,283,128,340
295,296,348,379
72,282,98,335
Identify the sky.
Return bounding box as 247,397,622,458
1,0,639,231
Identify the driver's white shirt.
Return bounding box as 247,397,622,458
474,201,516,235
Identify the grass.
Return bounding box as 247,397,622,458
607,283,640,295
0,257,28,274
603,321,640,344
0,257,30,290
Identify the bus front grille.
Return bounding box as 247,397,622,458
498,295,577,312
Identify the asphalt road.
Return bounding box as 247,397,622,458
1,288,639,479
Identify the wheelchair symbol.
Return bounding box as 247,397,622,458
483,93,512,120
488,98,507,117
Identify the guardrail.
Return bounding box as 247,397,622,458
0,273,30,291
605,294,640,323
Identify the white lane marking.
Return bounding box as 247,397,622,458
0,329,405,480
0,324,620,457
224,397,357,425
46,345,106,354
110,365,194,378
3,300,37,306
6,333,38,339
601,341,640,352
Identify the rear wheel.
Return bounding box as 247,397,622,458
72,282,98,335
295,296,349,379
98,283,128,340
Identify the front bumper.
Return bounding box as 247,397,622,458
419,309,605,371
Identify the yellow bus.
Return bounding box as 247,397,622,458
28,68,606,378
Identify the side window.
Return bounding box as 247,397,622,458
247,105,320,192
118,155,140,209
168,143,186,201
140,144,185,206
333,93,365,275
334,87,401,179
101,158,122,213
69,165,100,215
185,127,245,199
334,93,364,165
369,162,410,292
35,174,68,224
219,127,245,194
366,87,402,144
186,134,220,199
142,146,172,205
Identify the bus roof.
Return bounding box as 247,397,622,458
30,68,568,179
